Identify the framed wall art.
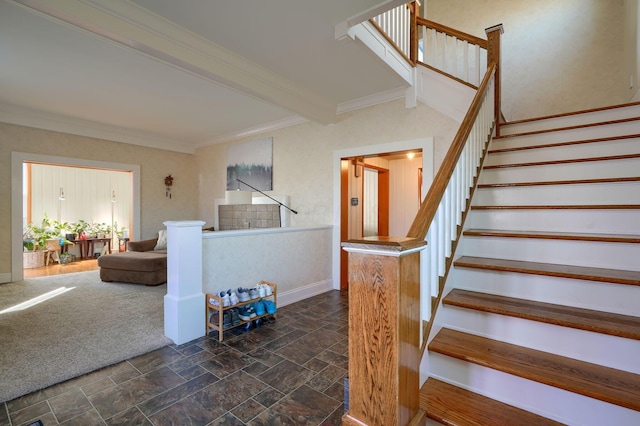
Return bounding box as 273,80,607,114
226,137,273,191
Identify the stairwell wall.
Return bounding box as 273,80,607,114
426,0,632,120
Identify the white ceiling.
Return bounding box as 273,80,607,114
0,0,408,153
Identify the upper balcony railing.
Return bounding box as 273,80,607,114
418,18,488,88
370,2,490,88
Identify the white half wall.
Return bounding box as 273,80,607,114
202,226,333,305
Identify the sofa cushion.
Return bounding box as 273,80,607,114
154,230,167,251
98,251,166,272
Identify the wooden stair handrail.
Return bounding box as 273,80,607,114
416,17,488,49
407,63,497,240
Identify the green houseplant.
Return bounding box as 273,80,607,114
23,214,76,268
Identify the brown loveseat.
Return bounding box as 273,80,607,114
97,237,167,286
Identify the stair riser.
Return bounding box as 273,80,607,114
428,353,640,426
492,120,640,150
448,266,640,317
479,159,640,184
473,182,640,206
436,307,640,374
460,236,640,271
499,105,640,135
466,209,640,234
486,137,640,164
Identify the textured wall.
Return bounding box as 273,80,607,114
427,0,632,120
196,99,458,230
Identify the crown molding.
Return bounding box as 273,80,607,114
0,103,195,154
337,87,406,114
11,0,337,124
197,116,309,148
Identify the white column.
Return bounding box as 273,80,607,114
163,220,205,345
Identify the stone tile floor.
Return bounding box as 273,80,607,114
1,290,348,425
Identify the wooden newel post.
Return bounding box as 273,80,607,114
342,236,426,426
485,24,504,136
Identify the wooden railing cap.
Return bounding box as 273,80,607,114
485,23,504,35
342,236,426,253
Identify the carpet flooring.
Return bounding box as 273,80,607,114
0,271,170,403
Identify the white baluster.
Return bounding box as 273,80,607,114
475,44,481,86
463,40,469,83
452,37,458,79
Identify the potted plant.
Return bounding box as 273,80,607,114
23,214,58,268
71,220,89,240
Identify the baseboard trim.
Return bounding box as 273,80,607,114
277,279,334,307
0,273,12,284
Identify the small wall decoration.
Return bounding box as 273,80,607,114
226,137,273,191
165,174,173,198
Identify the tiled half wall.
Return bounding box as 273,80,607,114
218,204,281,230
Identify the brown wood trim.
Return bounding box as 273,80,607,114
340,160,349,290
416,61,479,89
416,17,488,48
463,229,640,243
421,378,563,425
407,63,497,240
495,117,640,140
409,1,418,65
484,153,640,169
486,26,503,133
453,256,640,286
478,176,640,188
500,101,640,128
489,133,640,154
471,204,640,210
429,328,640,411
444,289,640,340
378,170,389,237
368,18,414,65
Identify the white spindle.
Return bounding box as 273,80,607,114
463,40,469,82
433,31,438,67
452,37,458,78
474,44,481,86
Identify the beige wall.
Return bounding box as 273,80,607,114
427,0,632,120
0,122,198,278
196,99,458,230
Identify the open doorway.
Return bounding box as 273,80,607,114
10,152,141,282
22,162,134,278
338,147,427,290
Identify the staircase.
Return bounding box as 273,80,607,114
421,103,640,425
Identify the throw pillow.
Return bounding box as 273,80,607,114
154,229,167,251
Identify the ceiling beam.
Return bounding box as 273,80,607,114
11,0,338,124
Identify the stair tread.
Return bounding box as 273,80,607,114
478,176,640,188
444,289,640,340
453,256,640,286
488,134,640,154
494,116,640,140
484,153,640,169
429,328,640,411
463,229,640,243
421,377,562,426
500,102,640,128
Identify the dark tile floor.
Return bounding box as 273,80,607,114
1,290,349,426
